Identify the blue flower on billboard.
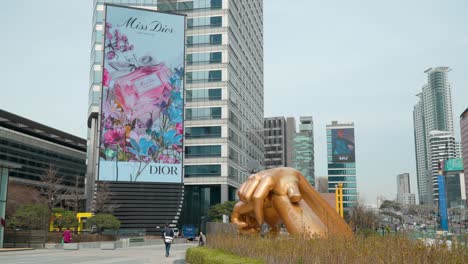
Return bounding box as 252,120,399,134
167,105,183,124
128,138,158,157
163,130,182,147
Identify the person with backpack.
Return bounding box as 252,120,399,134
161,223,174,257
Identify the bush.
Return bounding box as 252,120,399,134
356,228,379,238
186,247,264,264
7,204,48,230
87,214,121,233
206,233,468,264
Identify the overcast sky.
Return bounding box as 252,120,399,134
1,0,467,205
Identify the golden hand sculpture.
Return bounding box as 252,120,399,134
231,167,353,238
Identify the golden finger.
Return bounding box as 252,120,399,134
252,176,274,225
239,175,261,202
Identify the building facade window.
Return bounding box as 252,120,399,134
328,169,356,175
185,164,221,177
185,126,222,139
159,0,222,11
187,52,222,65
185,145,222,157
185,107,222,120
187,16,222,28
186,88,222,102
186,70,222,83
187,34,222,46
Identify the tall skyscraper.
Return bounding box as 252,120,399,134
327,121,357,209
158,0,264,228
429,131,457,201
413,67,454,205
397,173,411,194
86,0,264,230
285,117,296,166
460,108,468,199
264,117,287,169
396,173,415,205
292,116,314,185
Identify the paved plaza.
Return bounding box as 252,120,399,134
0,243,197,264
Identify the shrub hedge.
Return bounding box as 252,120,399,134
186,246,264,264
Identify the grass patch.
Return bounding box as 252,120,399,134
186,246,264,264
206,233,468,264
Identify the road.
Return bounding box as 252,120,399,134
0,243,197,264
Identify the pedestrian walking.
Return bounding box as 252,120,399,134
161,223,174,257
198,232,206,247
63,228,72,243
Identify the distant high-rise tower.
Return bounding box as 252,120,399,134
292,116,314,185
429,131,457,201
460,108,468,199
413,67,454,205
396,173,415,205
264,117,287,169
327,121,357,209
397,173,411,194
285,117,296,166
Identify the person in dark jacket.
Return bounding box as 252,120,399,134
161,223,174,257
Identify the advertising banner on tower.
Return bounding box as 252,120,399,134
331,128,355,162
99,5,185,183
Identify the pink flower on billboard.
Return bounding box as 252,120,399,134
104,128,126,146
176,123,183,135
158,154,179,164
103,68,111,86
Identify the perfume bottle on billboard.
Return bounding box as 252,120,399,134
114,62,173,115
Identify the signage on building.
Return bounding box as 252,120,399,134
331,128,355,162
98,5,185,183
444,158,463,172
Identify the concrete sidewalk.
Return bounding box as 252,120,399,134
0,242,197,264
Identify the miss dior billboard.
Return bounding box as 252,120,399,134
98,5,185,183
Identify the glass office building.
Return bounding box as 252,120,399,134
0,109,86,191
327,121,357,209
158,0,264,229
292,117,314,185
413,67,454,205
264,117,287,169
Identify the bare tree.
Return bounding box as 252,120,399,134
348,203,379,231
40,166,69,213
93,181,119,214
64,176,84,213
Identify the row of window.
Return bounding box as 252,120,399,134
328,169,356,175
185,164,221,177
185,107,221,120
328,163,356,169
185,145,221,157
186,88,222,102
328,176,356,182
187,34,221,46
187,52,222,65
185,126,221,139
187,16,222,28
186,70,222,83
158,0,222,11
